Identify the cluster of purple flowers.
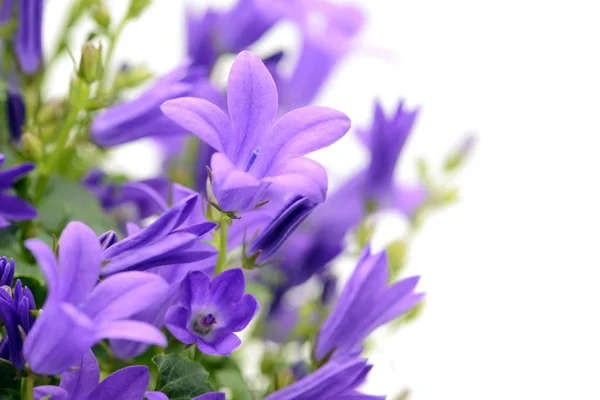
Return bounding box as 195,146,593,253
0,0,464,399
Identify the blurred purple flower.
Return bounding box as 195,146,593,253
0,153,37,228
23,221,168,374
15,0,43,75
315,246,424,361
146,391,226,400
100,193,216,276
161,51,351,212
33,350,150,400
265,357,383,400
0,271,37,369
6,87,25,142
0,0,14,24
165,269,259,355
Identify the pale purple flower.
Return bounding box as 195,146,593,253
15,0,43,75
146,392,226,400
0,272,36,369
161,51,351,212
0,153,37,228
165,269,259,355
23,221,169,375
34,350,150,400
265,357,383,400
100,193,216,276
315,246,424,361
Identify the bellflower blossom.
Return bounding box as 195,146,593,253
23,221,169,375
100,193,216,276
315,246,424,361
0,154,37,228
265,357,383,400
0,260,37,370
165,269,259,355
33,350,150,400
161,51,351,212
15,0,43,75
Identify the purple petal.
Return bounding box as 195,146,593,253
197,333,241,355
264,157,328,203
161,97,229,153
393,183,428,217
59,349,100,399
145,392,169,400
24,239,59,300
87,366,150,400
165,306,197,344
0,193,37,220
0,162,35,190
57,222,102,303
226,294,260,332
179,271,211,309
210,269,245,306
34,386,69,400
192,393,226,400
95,320,166,347
15,0,43,75
82,271,169,323
227,51,278,165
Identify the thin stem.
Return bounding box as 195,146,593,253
24,374,34,400
214,215,229,275
98,17,128,90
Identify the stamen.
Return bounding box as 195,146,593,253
202,313,217,326
245,147,260,172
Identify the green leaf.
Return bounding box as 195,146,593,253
0,359,22,400
152,354,213,400
36,177,118,235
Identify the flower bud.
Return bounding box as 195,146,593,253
127,0,151,20
78,42,103,84
0,257,15,287
90,0,111,30
5,88,25,142
21,132,43,161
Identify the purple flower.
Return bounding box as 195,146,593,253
248,195,318,262
0,256,15,286
315,246,424,361
23,221,169,375
0,274,37,369
161,51,351,212
83,170,169,224
100,193,216,277
165,269,259,355
265,357,383,400
0,0,14,24
146,392,226,400
33,350,150,400
186,8,219,70
0,153,37,228
15,0,43,75
91,63,207,147
6,87,25,142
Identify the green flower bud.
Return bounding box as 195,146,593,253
127,0,152,20
21,132,44,161
90,1,111,30
78,42,103,84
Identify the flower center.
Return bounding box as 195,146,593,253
192,313,218,335
245,147,260,173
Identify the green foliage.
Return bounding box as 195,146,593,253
152,354,214,400
36,177,118,235
0,359,22,400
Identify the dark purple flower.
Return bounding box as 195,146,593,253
100,193,217,277
146,392,226,400
265,357,383,400
0,153,37,228
91,63,207,147
83,170,169,224
0,256,15,286
33,350,150,400
248,195,317,262
315,246,424,361
15,0,43,75
161,51,351,212
0,275,37,369
23,221,168,374
165,269,259,355
6,87,25,142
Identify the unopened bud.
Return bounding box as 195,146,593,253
21,132,44,161
90,1,111,30
127,0,152,20
78,42,103,84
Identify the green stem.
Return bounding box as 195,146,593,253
214,215,228,275
98,17,128,90
24,374,34,400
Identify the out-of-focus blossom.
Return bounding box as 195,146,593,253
100,193,216,276
0,153,37,228
264,357,383,400
0,0,14,24
162,51,351,212
33,350,150,400
315,246,424,361
6,87,25,142
0,263,37,370
15,0,43,75
165,269,259,355
146,391,226,400
23,221,168,375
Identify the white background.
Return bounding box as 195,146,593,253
44,1,600,399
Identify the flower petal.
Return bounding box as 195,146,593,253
227,294,260,332
264,157,328,203
0,162,35,190
197,333,241,355
59,349,100,399
95,320,167,347
192,393,226,400
24,238,59,300
0,193,37,220
34,386,69,400
161,97,228,153
88,366,150,400
210,269,245,306
179,271,211,309
165,306,197,344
